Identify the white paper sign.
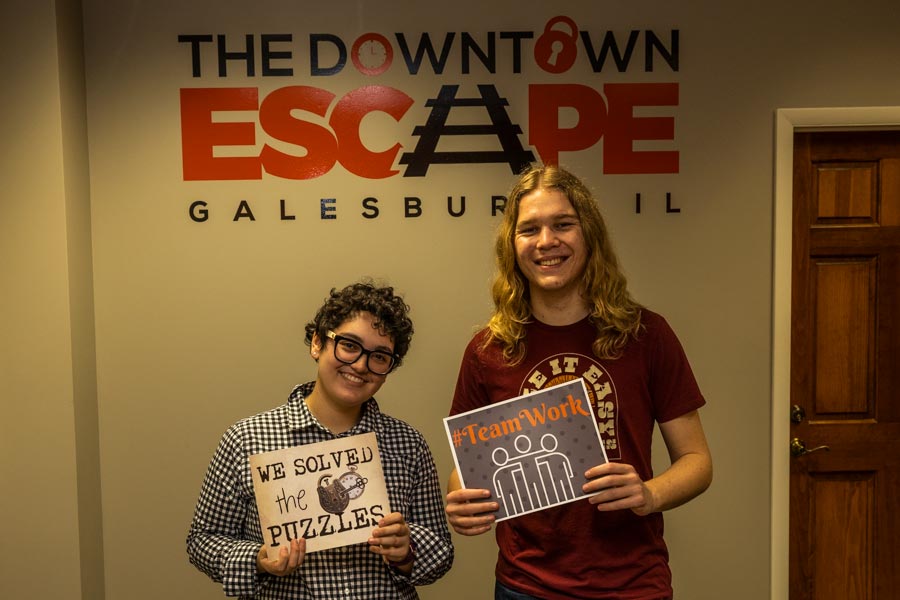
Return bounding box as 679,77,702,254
249,432,389,557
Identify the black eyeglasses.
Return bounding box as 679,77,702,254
325,331,398,375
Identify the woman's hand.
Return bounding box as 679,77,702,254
256,538,306,576
368,512,415,572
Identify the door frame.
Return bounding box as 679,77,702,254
771,106,900,600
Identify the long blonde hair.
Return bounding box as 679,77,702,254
485,165,643,364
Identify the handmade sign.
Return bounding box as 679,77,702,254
249,432,389,557
444,379,607,521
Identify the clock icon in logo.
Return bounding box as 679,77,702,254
338,466,368,499
351,33,393,76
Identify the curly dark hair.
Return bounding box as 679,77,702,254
303,281,414,367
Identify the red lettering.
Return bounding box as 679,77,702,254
180,85,415,181
180,87,260,180
259,86,337,180
603,83,678,174
180,83,679,181
331,86,414,179
528,84,607,166
528,82,678,174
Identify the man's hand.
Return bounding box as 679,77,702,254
583,462,655,516
445,488,499,536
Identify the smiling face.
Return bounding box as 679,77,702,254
308,311,395,431
514,187,589,306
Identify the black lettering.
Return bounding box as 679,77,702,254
447,195,466,217
274,487,307,514
261,34,293,76
666,192,681,213
267,524,283,546
361,197,379,219
499,31,534,73
405,197,422,218
279,198,295,220
580,30,640,73
321,198,337,220
351,506,372,528
189,200,209,222
317,513,335,536
336,511,355,533
177,34,213,77
233,200,255,221
300,517,317,539
461,32,495,74
645,30,679,72
491,195,507,216
268,520,300,546
395,32,455,75
310,33,346,76
256,462,286,482
217,34,255,77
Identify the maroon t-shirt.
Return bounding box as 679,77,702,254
450,310,705,600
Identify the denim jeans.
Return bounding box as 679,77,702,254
495,581,545,600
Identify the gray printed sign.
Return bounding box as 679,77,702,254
444,379,608,521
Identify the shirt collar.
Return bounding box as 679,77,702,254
286,382,383,437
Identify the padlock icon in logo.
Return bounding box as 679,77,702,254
534,16,579,73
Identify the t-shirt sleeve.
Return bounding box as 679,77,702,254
648,314,706,423
449,333,491,416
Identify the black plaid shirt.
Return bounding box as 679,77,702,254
187,382,454,599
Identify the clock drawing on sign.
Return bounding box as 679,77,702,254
317,465,369,514
351,33,393,76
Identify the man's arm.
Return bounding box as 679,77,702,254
584,410,712,515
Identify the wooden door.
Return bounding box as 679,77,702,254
790,131,900,599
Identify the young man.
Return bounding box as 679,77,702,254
188,281,453,599
445,166,712,600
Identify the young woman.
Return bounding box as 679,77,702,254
188,281,453,599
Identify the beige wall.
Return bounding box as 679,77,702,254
4,1,900,599
1,0,102,598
